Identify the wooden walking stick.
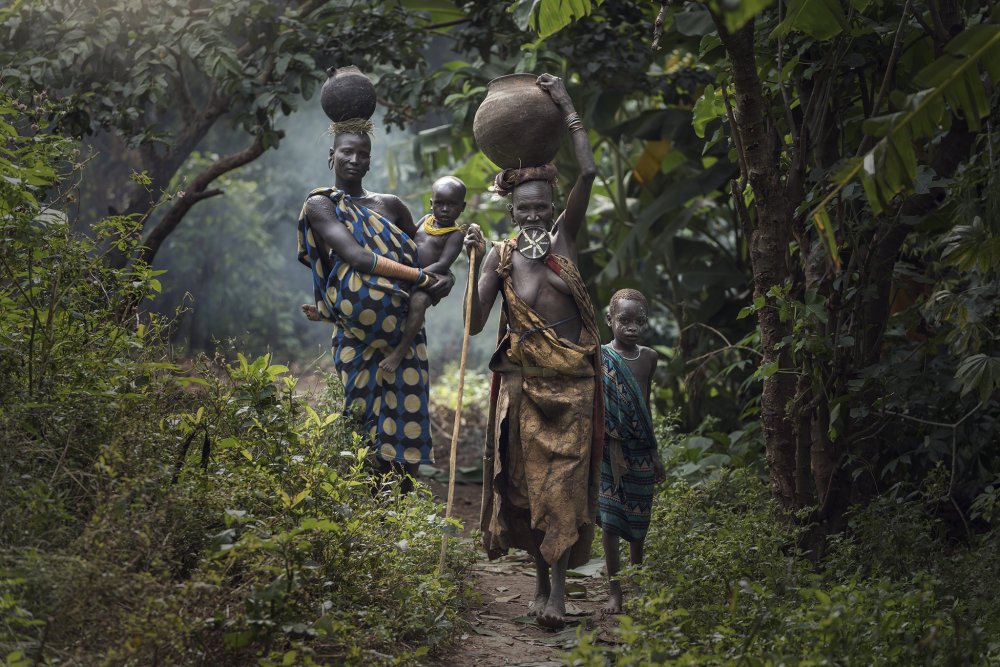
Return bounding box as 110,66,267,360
439,246,477,576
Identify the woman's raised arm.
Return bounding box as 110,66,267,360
536,74,596,242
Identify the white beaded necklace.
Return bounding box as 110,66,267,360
615,344,640,361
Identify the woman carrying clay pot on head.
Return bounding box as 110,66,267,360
297,117,454,491
463,73,603,630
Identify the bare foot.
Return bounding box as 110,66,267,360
378,348,405,373
301,304,320,321
536,597,565,630
528,591,548,617
602,585,623,615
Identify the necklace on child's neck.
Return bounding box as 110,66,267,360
615,344,640,361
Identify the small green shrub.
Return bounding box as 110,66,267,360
658,412,765,485
566,471,1000,666
1,351,479,666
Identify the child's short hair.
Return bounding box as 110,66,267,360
432,175,467,199
610,288,648,318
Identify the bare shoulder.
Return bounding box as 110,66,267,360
549,213,573,252
376,191,403,205
483,243,501,266
306,194,337,218
375,193,415,235
639,346,658,371
376,193,408,215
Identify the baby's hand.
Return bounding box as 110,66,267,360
301,304,320,321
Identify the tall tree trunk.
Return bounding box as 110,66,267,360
716,19,800,513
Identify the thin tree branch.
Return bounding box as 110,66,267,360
927,0,951,45
686,344,764,365
723,82,755,245
678,322,763,358
731,179,754,249
867,0,912,121
176,54,198,121
166,93,233,169
722,82,750,190
911,6,939,44
424,18,471,31
651,0,670,50
785,72,826,205
138,133,265,265
776,0,798,143
878,401,981,429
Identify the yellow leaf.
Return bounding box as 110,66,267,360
632,140,671,186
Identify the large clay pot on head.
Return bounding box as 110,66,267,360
473,73,565,169
320,66,377,122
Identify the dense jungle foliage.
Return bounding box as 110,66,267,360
0,100,476,664
3,0,1000,664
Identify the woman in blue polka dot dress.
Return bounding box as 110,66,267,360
297,126,454,488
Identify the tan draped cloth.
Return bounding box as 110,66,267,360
480,240,604,568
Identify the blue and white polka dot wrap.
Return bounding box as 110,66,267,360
297,187,434,465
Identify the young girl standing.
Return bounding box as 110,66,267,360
599,288,665,614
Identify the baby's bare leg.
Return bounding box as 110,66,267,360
380,290,432,373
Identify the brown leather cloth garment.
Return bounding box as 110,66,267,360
480,239,604,568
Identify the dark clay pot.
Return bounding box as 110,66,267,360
473,73,565,169
320,66,377,122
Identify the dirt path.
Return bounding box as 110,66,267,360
295,381,622,661
426,479,620,666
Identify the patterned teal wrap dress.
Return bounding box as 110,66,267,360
297,187,434,465
597,345,657,542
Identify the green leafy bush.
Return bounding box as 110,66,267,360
657,412,764,485
567,471,1000,666
0,92,476,666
